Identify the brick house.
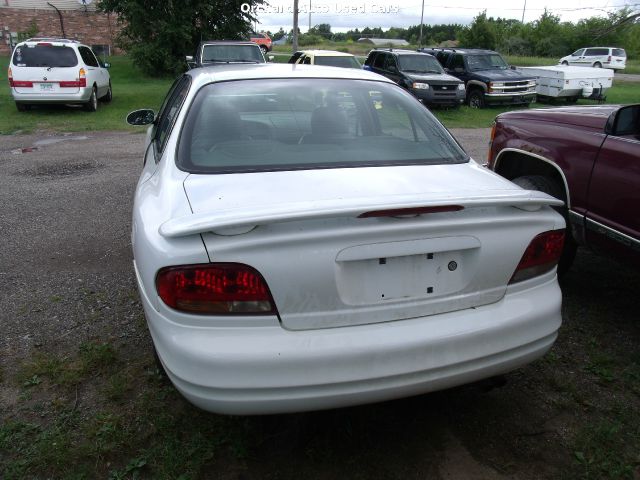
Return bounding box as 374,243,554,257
0,0,120,56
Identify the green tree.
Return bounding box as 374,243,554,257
99,0,266,75
458,11,497,49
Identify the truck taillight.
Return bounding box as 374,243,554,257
78,68,87,87
156,263,277,315
8,66,13,87
608,55,611,62
510,230,565,284
8,68,34,88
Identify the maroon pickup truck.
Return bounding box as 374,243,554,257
488,104,640,273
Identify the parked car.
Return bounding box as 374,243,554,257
8,37,111,112
249,32,273,54
559,47,626,70
186,41,265,69
423,48,537,108
126,64,565,415
363,49,464,107
288,50,361,69
488,104,640,273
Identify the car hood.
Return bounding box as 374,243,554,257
469,68,536,82
404,72,462,84
165,162,562,237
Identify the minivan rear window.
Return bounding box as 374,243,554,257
12,45,78,67
612,49,626,57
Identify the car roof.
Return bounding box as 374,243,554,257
186,63,395,86
369,49,435,57
297,50,356,57
18,38,84,47
199,40,259,46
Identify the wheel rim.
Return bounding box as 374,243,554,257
469,94,481,108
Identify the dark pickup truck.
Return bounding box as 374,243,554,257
422,48,537,108
488,104,640,272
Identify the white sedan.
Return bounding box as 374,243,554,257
128,64,565,415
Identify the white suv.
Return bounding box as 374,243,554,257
8,38,112,112
559,47,626,70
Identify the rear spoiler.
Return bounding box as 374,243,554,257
159,190,563,238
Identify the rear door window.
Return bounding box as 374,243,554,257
78,46,99,67
585,48,608,56
612,49,626,57
12,44,78,67
154,75,191,158
373,53,386,69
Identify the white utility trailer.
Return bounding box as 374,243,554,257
517,65,614,102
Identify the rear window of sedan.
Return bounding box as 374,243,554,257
314,56,361,69
178,78,468,174
12,44,78,67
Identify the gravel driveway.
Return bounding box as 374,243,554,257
1,129,638,479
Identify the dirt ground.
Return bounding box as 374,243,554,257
1,130,639,479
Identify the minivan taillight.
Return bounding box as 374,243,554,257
78,68,87,87
156,263,277,315
510,230,565,283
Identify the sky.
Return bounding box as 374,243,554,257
245,0,639,32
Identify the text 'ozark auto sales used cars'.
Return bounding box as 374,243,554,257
127,64,565,415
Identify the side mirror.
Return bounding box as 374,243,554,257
268,55,274,62
126,109,156,126
103,62,111,69
185,55,194,62
605,104,640,136
510,65,516,70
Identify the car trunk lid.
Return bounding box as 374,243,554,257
178,164,563,330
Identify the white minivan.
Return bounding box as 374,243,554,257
8,38,112,112
559,47,626,70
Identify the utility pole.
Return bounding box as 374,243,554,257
418,0,424,47
309,0,311,32
293,0,299,52
521,0,527,23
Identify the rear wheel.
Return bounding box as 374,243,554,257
593,62,602,68
84,87,98,112
260,45,268,56
561,61,569,66
467,89,485,108
512,175,577,276
101,82,112,103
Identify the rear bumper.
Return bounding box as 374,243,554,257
136,261,562,415
11,88,92,104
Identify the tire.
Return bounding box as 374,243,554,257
593,62,602,68
101,82,112,103
467,89,485,109
260,45,268,56
16,102,30,112
561,61,569,66
512,175,578,276
84,87,98,112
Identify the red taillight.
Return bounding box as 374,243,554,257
510,230,565,284
78,68,87,87
8,68,34,88
60,80,82,87
156,263,276,315
358,205,464,218
608,55,611,62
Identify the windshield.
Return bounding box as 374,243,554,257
178,79,468,174
466,54,508,71
12,44,78,67
314,56,361,69
397,55,443,74
201,45,264,63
